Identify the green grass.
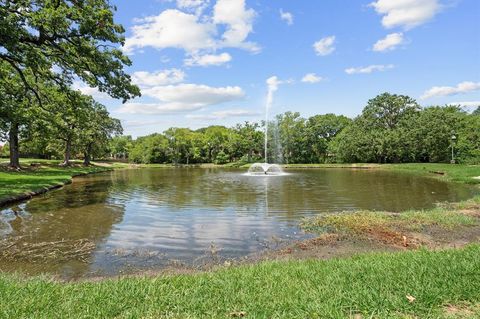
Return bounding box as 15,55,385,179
0,245,479,318
302,195,480,237
383,163,480,184
0,160,111,201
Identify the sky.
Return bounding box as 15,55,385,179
77,0,480,137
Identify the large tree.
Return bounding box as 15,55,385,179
0,62,36,168
305,114,352,162
0,0,140,168
0,0,139,100
78,101,122,166
332,93,421,163
275,112,306,164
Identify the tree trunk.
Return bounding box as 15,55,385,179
61,138,72,166
83,144,92,166
83,152,90,166
9,122,20,169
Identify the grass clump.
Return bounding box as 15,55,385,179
0,245,479,318
302,209,477,235
301,196,479,248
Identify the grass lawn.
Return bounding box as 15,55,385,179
0,159,111,202
383,163,480,184
0,245,478,318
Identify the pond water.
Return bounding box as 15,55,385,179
0,168,477,279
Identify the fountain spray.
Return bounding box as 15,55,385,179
245,77,286,176
265,76,280,163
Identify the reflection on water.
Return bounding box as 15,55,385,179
0,168,476,279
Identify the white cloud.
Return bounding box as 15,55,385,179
370,0,441,30
131,69,185,88
125,0,259,59
421,81,480,100
118,84,245,114
187,109,259,120
124,9,216,54
72,81,110,100
184,52,232,67
345,64,395,74
373,32,404,52
122,119,167,127
313,36,336,56
448,101,480,108
176,0,209,16
301,73,323,83
176,0,207,9
280,9,293,25
213,0,258,52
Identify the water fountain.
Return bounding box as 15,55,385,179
247,163,284,175
246,76,286,176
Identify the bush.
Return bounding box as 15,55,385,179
214,150,229,164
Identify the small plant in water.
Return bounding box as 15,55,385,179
209,242,221,261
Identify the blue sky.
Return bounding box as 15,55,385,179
80,0,480,137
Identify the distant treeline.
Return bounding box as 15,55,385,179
106,93,479,165
6,93,480,165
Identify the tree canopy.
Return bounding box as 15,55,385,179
0,0,140,101
0,0,139,168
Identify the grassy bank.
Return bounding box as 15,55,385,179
301,193,480,249
0,245,478,318
0,160,111,205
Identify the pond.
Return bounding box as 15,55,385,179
0,168,477,279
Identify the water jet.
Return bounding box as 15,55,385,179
246,76,286,176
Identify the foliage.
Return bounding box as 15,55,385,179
129,134,169,164
331,96,479,164
214,150,229,164
0,0,138,168
0,0,140,101
9,90,480,165
109,136,133,159
473,106,480,116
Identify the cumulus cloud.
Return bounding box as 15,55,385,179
280,9,293,25
187,109,260,120
124,0,259,63
131,69,185,88
184,52,232,67
370,0,441,30
124,10,216,54
313,36,336,56
301,73,323,83
345,64,395,74
177,0,205,7
421,81,480,100
118,84,245,114
213,0,258,51
122,119,167,127
373,32,404,52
